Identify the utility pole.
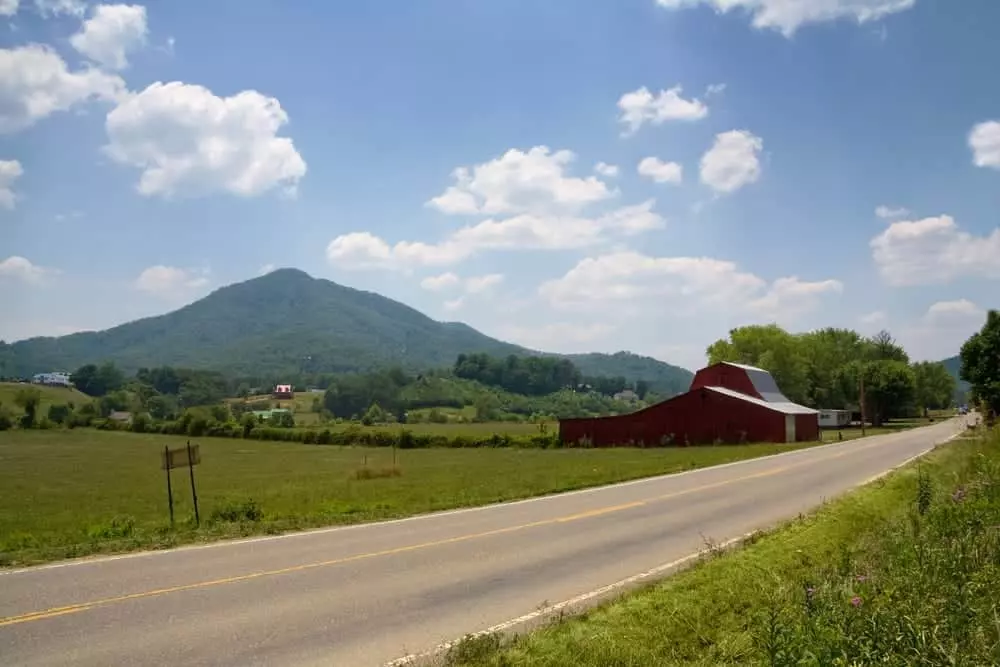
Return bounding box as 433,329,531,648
859,373,867,437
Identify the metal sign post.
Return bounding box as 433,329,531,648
163,445,174,528
187,441,200,527
859,374,867,437
162,443,202,527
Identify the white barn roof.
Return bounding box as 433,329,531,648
706,386,818,415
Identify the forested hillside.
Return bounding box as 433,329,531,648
0,269,690,388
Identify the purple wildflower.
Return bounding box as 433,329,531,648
952,487,967,503
856,575,868,583
806,586,816,599
850,596,863,608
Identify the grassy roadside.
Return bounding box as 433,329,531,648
448,425,1000,666
0,429,821,568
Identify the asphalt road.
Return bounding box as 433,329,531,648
0,418,970,667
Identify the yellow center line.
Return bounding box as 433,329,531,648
0,437,904,628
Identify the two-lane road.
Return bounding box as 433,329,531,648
1,419,968,666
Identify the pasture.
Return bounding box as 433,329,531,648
0,381,92,414
0,428,817,566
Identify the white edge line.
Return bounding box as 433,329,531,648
383,533,750,667
1,420,964,576
383,424,969,667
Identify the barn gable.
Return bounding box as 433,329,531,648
689,361,792,403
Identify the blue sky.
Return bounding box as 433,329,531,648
3,0,999,371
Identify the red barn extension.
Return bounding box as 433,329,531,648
559,362,819,447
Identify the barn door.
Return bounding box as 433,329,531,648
785,415,796,443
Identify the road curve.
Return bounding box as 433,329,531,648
0,419,969,666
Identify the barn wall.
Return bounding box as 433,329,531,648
689,364,761,399
559,388,788,446
794,413,820,442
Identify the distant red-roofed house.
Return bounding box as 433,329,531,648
273,384,293,400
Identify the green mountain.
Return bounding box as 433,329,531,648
941,355,971,401
0,268,692,392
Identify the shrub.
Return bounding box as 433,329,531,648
88,515,136,540
210,498,263,523
47,403,72,425
131,412,152,433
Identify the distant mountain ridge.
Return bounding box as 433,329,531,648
0,268,693,394
941,355,971,400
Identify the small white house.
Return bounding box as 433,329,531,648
32,371,72,387
818,409,852,428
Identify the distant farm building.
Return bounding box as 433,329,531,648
818,409,852,429
559,361,819,446
272,384,294,399
252,408,292,423
31,371,72,387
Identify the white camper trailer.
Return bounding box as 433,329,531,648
818,409,852,428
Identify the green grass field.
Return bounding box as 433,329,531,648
0,429,823,567
0,382,92,415
448,426,996,667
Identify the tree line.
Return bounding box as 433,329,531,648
453,353,650,399
706,325,956,426
960,309,1000,423
69,363,228,420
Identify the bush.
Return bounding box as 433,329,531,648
47,403,72,425
131,412,152,433
88,515,136,540
210,498,263,523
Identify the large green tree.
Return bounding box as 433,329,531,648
838,359,916,426
706,324,811,404
912,361,956,415
960,309,1000,419
70,362,125,397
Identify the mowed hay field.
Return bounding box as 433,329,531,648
0,429,818,566
0,382,92,413
235,392,549,435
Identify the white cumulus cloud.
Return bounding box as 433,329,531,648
969,121,1000,169
747,276,844,320
134,265,210,300
71,4,149,70
875,204,909,219
330,201,665,271
420,272,461,291
699,129,763,194
637,156,683,184
426,146,615,215
899,298,987,362
870,215,1000,286
33,0,86,16
0,44,125,133
0,255,54,283
539,250,841,327
654,0,915,36
594,162,619,177
617,85,707,136
104,81,307,198
0,0,18,16
924,298,985,323
0,159,23,209
464,273,504,293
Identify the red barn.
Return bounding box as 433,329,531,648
559,361,819,446
272,384,294,400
